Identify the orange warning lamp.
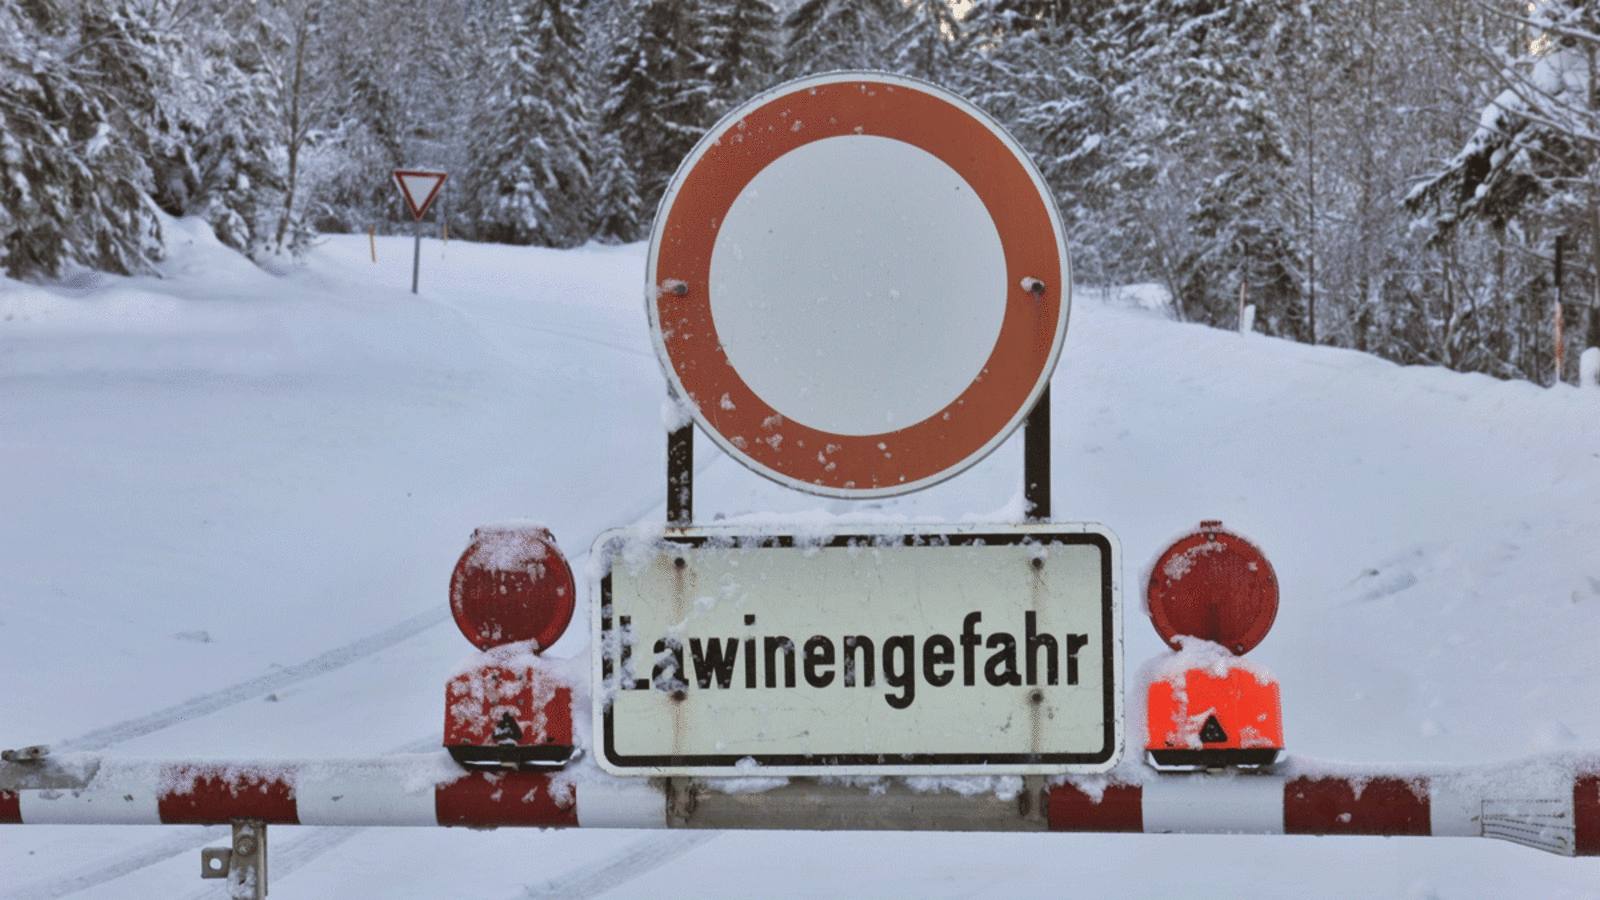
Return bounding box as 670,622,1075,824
444,524,577,770
1144,521,1285,769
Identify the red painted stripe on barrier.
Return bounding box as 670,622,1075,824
1284,776,1429,836
434,770,577,828
1576,774,1600,857
1046,783,1142,833
157,764,299,825
0,790,20,824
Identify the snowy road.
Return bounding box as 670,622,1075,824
3,223,1599,897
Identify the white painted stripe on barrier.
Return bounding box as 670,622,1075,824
1482,795,1577,855
18,760,163,825
576,776,667,828
1429,776,1482,838
295,758,439,826
1143,774,1285,835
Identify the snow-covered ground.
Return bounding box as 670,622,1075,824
2,218,1598,898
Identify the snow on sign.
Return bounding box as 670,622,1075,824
593,524,1122,776
393,170,446,220
648,73,1072,498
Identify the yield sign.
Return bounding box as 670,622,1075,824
393,170,447,219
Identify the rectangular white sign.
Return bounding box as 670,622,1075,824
593,524,1122,776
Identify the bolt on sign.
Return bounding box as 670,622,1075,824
647,72,1071,498
593,524,1122,776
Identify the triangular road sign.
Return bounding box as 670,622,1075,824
394,170,447,220
492,712,524,744
1199,714,1229,744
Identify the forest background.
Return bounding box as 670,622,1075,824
5,0,1600,385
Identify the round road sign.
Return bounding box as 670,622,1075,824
1146,521,1279,655
648,72,1071,498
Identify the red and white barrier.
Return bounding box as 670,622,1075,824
1050,766,1600,856
5,753,1597,856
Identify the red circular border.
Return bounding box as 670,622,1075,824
650,74,1066,495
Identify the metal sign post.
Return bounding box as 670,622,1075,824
393,170,447,294
639,72,1091,782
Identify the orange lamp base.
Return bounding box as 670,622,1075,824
444,655,576,770
1146,665,1284,770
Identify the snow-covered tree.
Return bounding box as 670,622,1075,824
780,0,905,79
958,7,1113,277
589,131,643,243
298,0,475,236
601,0,717,241
184,1,293,259
0,0,164,278
704,0,781,114
261,0,338,253
1260,0,1474,355
1407,3,1597,239
891,0,963,84
1405,0,1599,380
464,0,593,247
1102,0,1305,336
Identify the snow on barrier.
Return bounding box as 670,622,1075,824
7,524,1595,900
3,751,1597,856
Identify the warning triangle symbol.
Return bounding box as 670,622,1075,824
492,712,524,744
1199,714,1229,744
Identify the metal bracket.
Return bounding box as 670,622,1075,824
200,819,268,899
200,847,232,878
1019,775,1049,827
668,386,1052,522
667,422,693,526
0,746,98,792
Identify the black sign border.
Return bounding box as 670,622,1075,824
598,527,1119,773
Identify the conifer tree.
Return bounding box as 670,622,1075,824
890,0,963,84
187,1,294,259
1101,0,1305,336
780,0,906,79
960,1,1119,283
601,0,717,240
590,131,643,243
465,0,593,247
704,0,781,114
0,0,163,278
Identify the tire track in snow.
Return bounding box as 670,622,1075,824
22,465,698,896
178,826,364,900
49,458,692,755
512,831,722,900
0,826,228,900
52,606,451,753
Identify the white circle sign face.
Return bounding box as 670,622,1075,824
710,135,1008,436
649,72,1071,498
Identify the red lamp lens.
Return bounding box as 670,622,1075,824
449,524,576,651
